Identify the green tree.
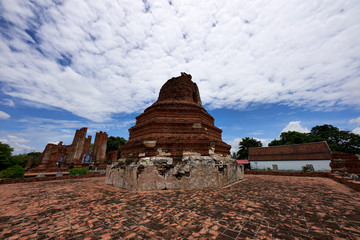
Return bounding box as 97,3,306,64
0,165,25,179
237,137,262,159
12,152,42,168
106,136,127,158
311,125,360,153
268,124,360,154
0,142,14,170
268,131,323,146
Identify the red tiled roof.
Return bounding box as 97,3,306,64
249,141,331,161
237,160,249,164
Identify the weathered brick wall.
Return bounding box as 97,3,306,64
0,173,105,185
27,128,92,173
93,131,108,164
245,170,360,192
249,142,331,161
245,170,329,177
330,153,360,174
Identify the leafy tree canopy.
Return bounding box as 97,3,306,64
268,131,323,146
107,136,127,153
0,165,25,179
0,142,41,170
236,137,262,159
0,142,14,170
268,124,360,154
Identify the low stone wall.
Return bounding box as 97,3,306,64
328,173,360,192
106,156,244,191
245,170,360,192
245,170,329,178
330,153,360,174
0,173,105,185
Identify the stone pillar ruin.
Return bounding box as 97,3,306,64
93,131,108,166
106,73,244,190
27,127,108,172
68,128,88,165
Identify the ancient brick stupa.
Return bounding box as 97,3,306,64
106,73,243,190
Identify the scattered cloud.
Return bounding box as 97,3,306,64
349,117,360,126
0,135,35,155
281,121,310,133
229,137,242,154
249,130,264,136
0,116,135,154
0,1,359,122
0,110,10,119
349,117,360,135
0,99,15,107
228,137,269,155
352,127,360,135
257,138,270,147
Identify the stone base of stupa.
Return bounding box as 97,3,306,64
105,155,244,191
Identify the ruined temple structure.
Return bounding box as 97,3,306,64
27,128,108,172
330,153,360,174
93,131,108,169
106,73,244,190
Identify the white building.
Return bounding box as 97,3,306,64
249,142,331,171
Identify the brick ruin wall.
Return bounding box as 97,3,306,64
106,155,244,191
93,131,108,166
27,128,109,172
330,153,360,174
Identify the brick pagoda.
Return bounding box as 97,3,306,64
120,72,231,162
106,73,243,190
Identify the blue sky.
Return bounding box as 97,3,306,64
0,0,359,155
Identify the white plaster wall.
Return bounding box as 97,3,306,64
250,160,331,171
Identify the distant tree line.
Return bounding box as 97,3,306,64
269,124,360,154
233,137,263,159
106,136,127,159
0,135,128,178
234,124,360,159
0,142,41,178
106,136,127,153
0,142,41,171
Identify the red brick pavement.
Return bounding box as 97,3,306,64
1,175,360,239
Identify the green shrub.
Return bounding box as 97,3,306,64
70,167,88,176
302,166,310,172
69,163,74,170
0,165,25,179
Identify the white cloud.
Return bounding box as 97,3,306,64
0,135,35,155
281,121,310,133
349,117,360,135
0,1,359,122
352,127,360,135
0,111,10,119
0,116,134,154
349,117,360,126
228,137,268,155
229,137,242,154
0,99,15,107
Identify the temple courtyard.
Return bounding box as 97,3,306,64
1,175,359,239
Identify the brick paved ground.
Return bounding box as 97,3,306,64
1,175,360,240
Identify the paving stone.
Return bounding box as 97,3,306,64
1,175,360,239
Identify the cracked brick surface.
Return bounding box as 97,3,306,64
1,175,360,239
